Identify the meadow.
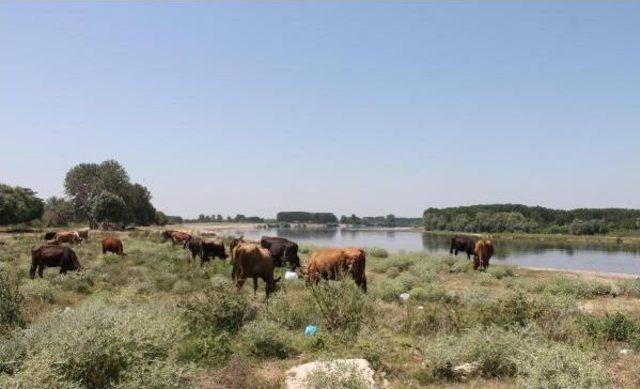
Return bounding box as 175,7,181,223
2,230,640,388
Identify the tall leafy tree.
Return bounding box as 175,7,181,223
42,197,75,227
90,191,127,226
0,184,44,225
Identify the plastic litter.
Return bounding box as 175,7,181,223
304,325,318,337
399,293,410,301
284,271,299,280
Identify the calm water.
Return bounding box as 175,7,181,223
216,228,640,275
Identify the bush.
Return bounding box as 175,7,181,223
0,298,188,388
422,326,522,381
579,312,640,342
516,343,609,388
240,320,293,359
305,360,372,389
367,247,388,258
528,276,612,298
266,291,317,330
308,279,373,334
0,270,24,331
487,265,516,279
181,276,248,334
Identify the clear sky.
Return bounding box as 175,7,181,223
1,2,639,218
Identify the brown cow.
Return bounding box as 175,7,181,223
162,230,192,246
77,229,90,242
101,237,125,256
30,244,82,278
473,239,495,270
306,248,367,292
51,231,82,244
232,243,281,298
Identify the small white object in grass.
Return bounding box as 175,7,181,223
417,306,424,310
399,293,410,301
284,271,298,280
63,306,72,313
620,348,631,355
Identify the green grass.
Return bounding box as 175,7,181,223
1,230,639,387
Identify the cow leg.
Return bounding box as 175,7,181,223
38,265,44,278
236,278,245,293
253,277,258,296
30,263,37,279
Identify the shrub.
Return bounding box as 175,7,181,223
516,343,609,388
367,247,388,258
308,279,373,334
487,265,516,279
176,332,233,366
579,312,640,342
181,276,249,334
0,298,188,388
240,320,293,359
305,360,372,389
422,326,522,381
265,291,317,330
0,270,24,331
616,278,640,298
528,277,612,298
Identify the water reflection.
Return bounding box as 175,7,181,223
214,228,640,274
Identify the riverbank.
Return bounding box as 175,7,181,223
424,229,640,245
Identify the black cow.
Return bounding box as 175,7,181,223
260,236,301,270
201,238,228,266
450,235,476,260
30,244,82,278
184,236,203,261
43,231,57,240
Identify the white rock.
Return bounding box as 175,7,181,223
417,306,424,310
285,358,375,389
63,306,72,313
620,348,631,355
399,293,410,301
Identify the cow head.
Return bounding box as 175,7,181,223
284,244,301,271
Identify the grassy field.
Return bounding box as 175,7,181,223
2,230,640,388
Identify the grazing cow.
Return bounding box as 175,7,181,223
450,235,476,260
260,236,301,270
77,229,90,242
306,248,367,292
184,236,203,261
101,237,124,256
30,244,82,278
201,238,227,265
232,243,281,298
43,231,57,240
162,230,192,246
52,231,82,244
473,239,495,270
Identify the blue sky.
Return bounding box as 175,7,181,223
1,2,639,218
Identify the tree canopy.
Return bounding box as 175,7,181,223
0,184,45,225
64,160,157,226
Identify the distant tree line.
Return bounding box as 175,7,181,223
183,214,265,223
1,160,169,228
339,214,422,227
276,212,338,224
423,204,640,235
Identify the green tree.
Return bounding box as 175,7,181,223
90,191,127,226
42,196,75,227
0,184,44,225
154,211,169,226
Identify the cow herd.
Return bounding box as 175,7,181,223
450,235,495,270
26,229,494,298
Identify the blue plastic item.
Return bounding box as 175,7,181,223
304,325,318,337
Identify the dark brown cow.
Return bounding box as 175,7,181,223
473,239,495,270
450,235,476,260
306,248,367,292
201,238,227,265
260,236,301,270
101,237,124,256
232,243,281,298
184,236,203,261
30,244,82,278
43,231,57,240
